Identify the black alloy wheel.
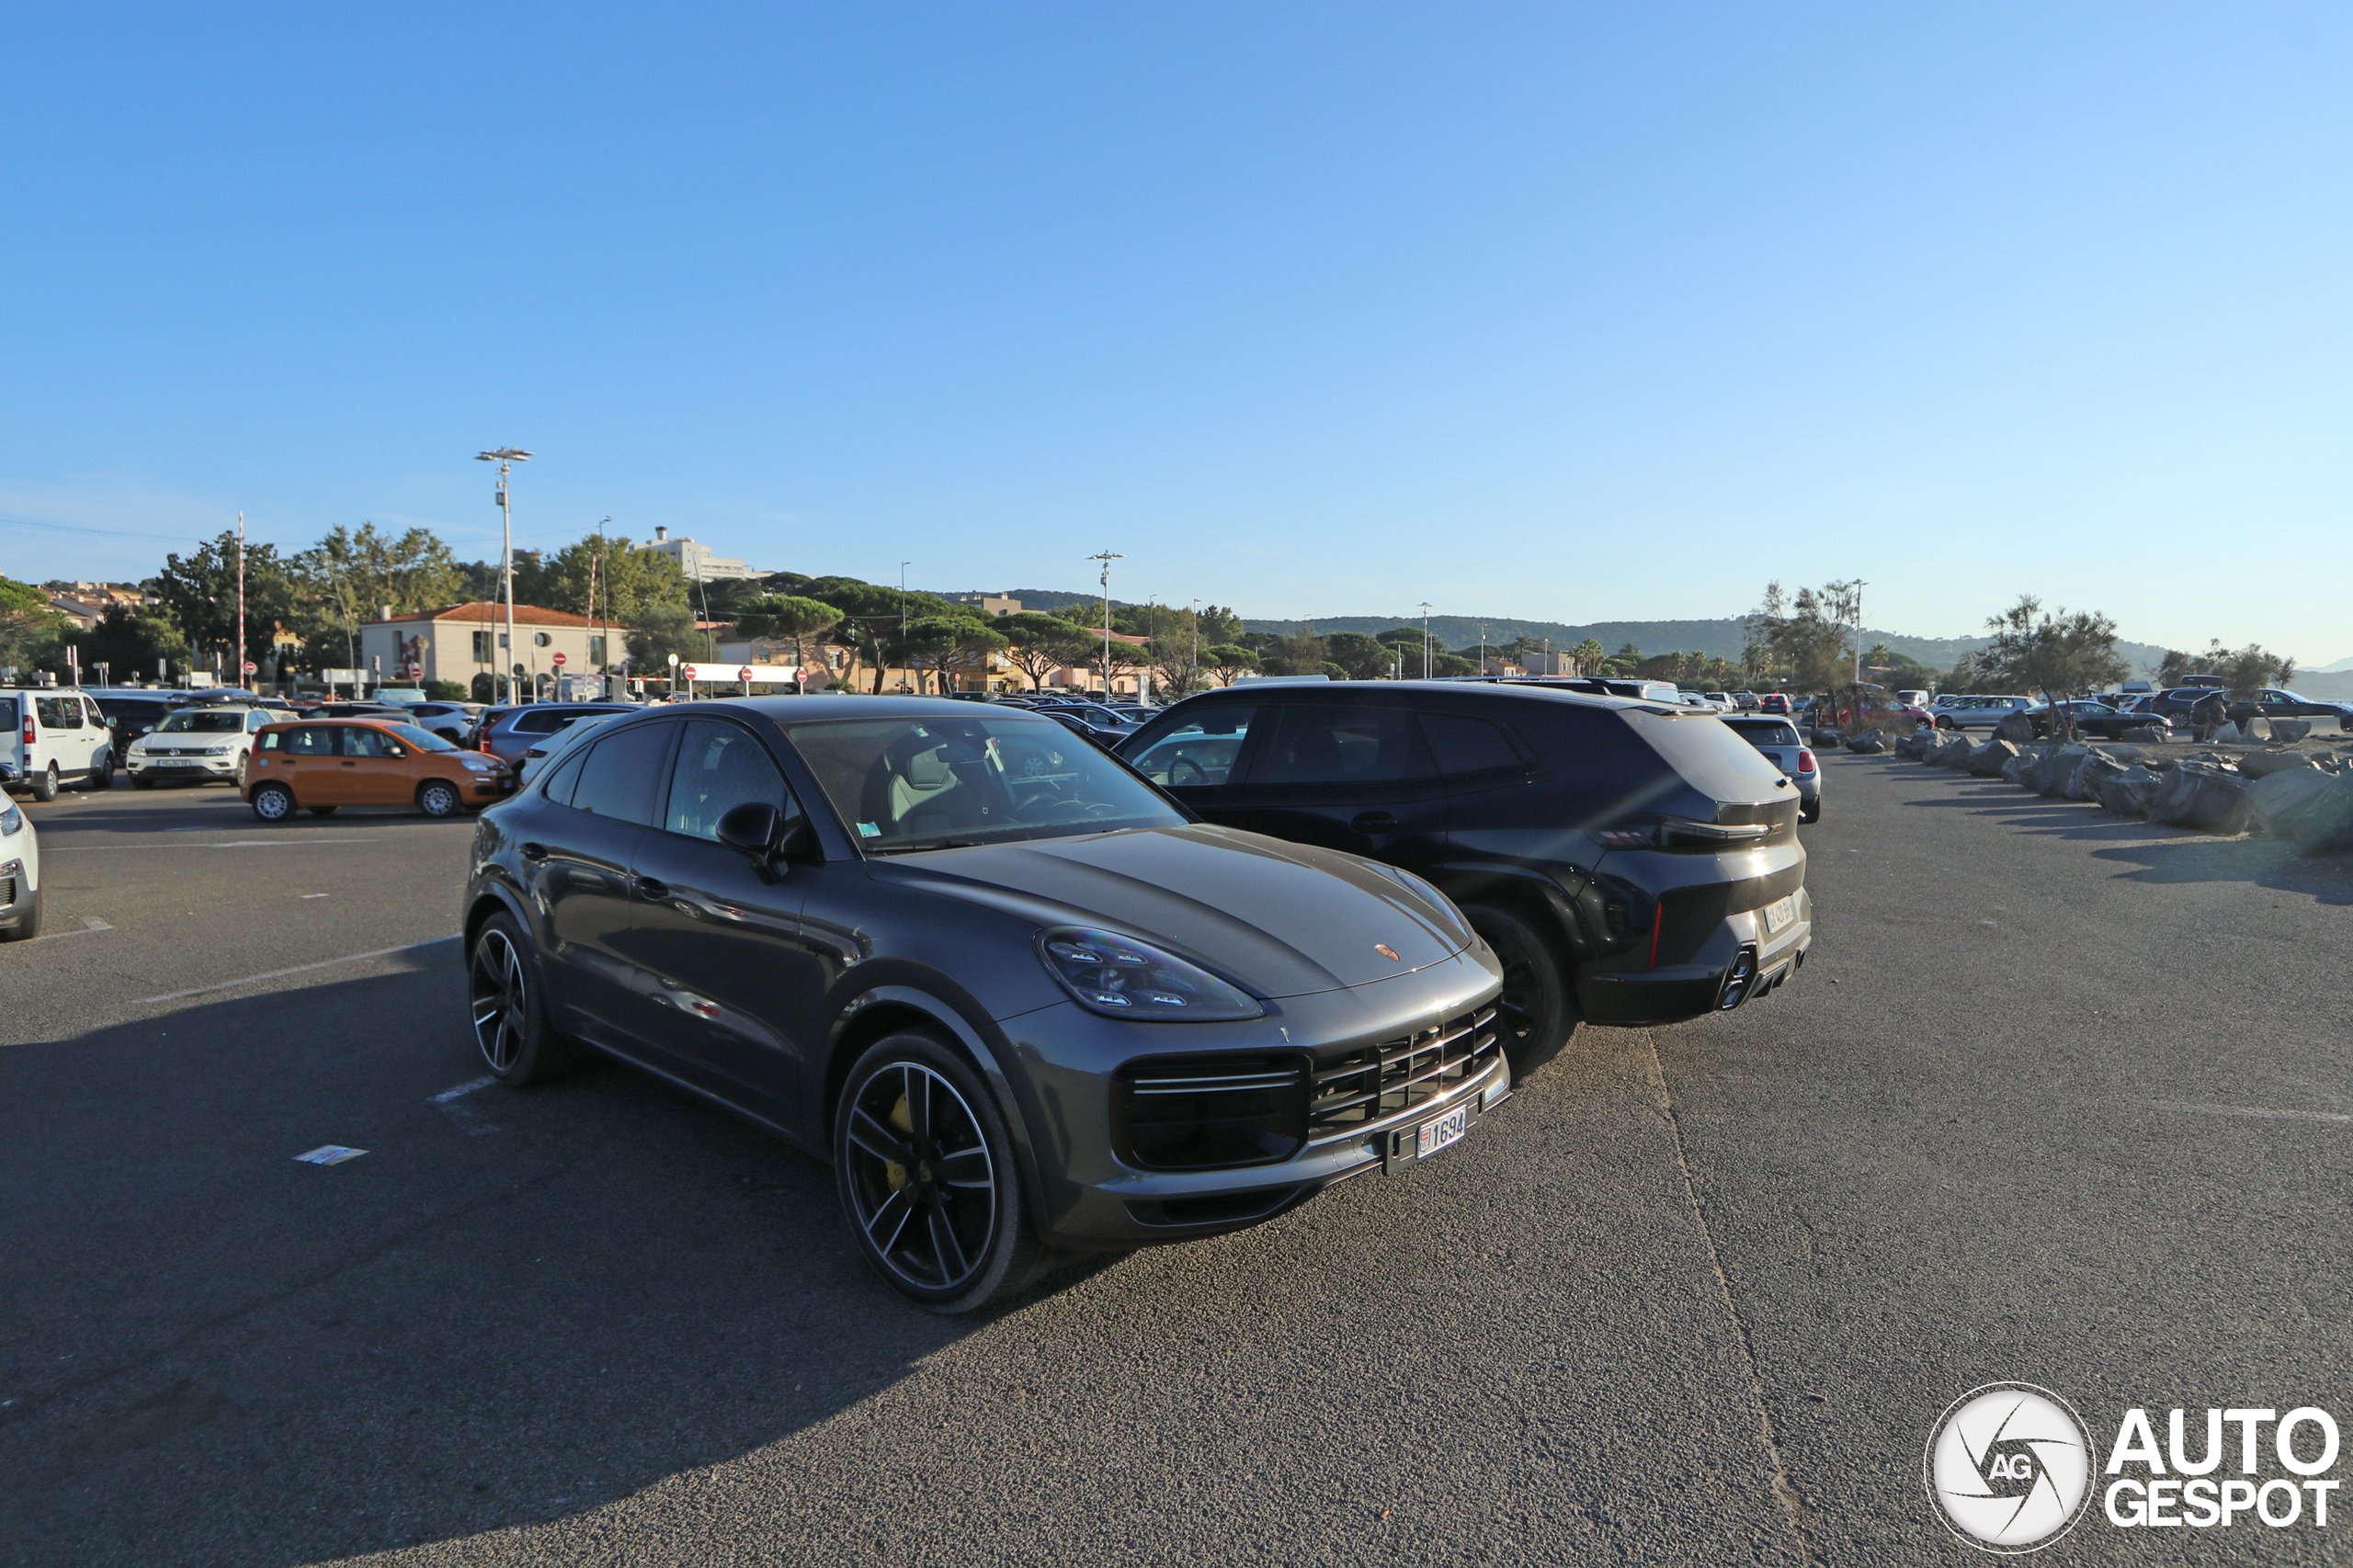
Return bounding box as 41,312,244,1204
835,1032,1040,1312
250,782,294,822
468,913,575,1083
1464,903,1574,1073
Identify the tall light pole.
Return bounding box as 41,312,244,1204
476,449,532,703
1089,551,1125,697
234,510,245,691
1418,602,1434,679
1188,597,1200,697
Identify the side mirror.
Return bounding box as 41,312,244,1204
716,800,816,878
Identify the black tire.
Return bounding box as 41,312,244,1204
250,782,295,822
1800,796,1821,824
307,805,338,817
81,756,112,791
29,765,58,803
468,913,580,1084
417,778,462,818
1463,903,1575,1074
235,755,248,789
0,887,40,942
131,775,156,790
834,1031,1042,1313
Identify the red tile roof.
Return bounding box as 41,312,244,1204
379,602,608,628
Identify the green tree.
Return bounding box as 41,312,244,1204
2156,639,2294,695
1571,638,1606,673
1261,625,1329,677
732,595,843,676
998,612,1097,691
147,530,301,676
1324,632,1393,681
64,603,190,684
1977,595,2130,733
290,522,464,676
890,615,1009,693
1202,644,1260,686
0,577,62,676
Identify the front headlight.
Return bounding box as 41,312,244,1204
203,744,236,756
1,801,20,835
1038,926,1263,1022
458,755,494,771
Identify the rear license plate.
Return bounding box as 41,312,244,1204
1415,1105,1469,1159
1761,893,1797,934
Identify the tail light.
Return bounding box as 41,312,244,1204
19,716,31,749
1796,747,1816,774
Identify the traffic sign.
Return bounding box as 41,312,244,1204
240,660,257,676
738,666,755,682
551,652,567,668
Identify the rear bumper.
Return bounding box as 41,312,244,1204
1577,887,1813,1025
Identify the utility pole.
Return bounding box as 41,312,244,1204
1089,551,1125,698
1188,597,1200,698
1852,580,1868,688
475,449,532,703
1478,620,1487,674
234,510,245,691
1418,602,1434,679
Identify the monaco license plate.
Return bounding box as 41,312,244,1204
154,758,202,767
1415,1105,1469,1160
1761,893,1797,934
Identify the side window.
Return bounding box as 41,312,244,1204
83,699,106,726
1126,705,1256,789
248,710,272,731
1418,711,1529,777
344,727,399,758
281,726,339,756
570,723,675,824
514,710,565,735
36,697,79,729
664,720,791,841
258,730,282,751
0,699,15,729
540,746,589,806
1249,704,1434,786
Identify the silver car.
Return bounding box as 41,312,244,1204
1926,695,2035,732
1721,715,1820,823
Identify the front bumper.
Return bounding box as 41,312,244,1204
996,947,1509,1251
129,753,241,781
0,856,31,929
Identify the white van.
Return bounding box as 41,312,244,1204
1,689,115,801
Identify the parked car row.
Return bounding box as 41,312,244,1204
455,682,1813,1312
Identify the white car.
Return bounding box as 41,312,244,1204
512,710,621,787
1927,695,2036,732
126,705,276,789
0,688,115,801
0,777,40,940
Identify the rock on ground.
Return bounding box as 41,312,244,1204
2149,760,2252,834
1967,739,2018,778
2092,766,2162,817
2246,767,2353,852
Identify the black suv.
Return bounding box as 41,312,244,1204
1120,682,1811,1061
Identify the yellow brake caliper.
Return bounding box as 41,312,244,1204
884,1094,913,1192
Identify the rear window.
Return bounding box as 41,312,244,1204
97,699,169,722
1725,720,1802,747
1418,711,1529,776
1615,710,1790,804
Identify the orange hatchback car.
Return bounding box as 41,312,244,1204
244,718,516,821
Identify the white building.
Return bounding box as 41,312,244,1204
648,527,764,583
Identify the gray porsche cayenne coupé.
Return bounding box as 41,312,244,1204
463,698,1507,1311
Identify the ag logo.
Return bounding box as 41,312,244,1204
1925,1383,2097,1553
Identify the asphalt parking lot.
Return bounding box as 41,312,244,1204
5,760,2350,1567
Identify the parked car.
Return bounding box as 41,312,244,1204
87,689,185,766
1119,682,1811,1064
126,704,278,788
1895,689,1930,710
0,774,40,941
1720,716,1820,823
295,700,411,721
1730,692,1761,710
474,702,642,765
464,697,1508,1311
2021,701,2175,741
1927,695,2035,731
403,700,483,742
1756,694,1792,715
512,710,622,786
244,718,516,821
1,688,115,800
2248,689,2353,729
2143,687,2238,727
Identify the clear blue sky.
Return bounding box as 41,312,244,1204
4,3,2347,662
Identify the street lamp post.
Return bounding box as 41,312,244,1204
1088,551,1125,698
1418,602,1434,679
475,448,533,703
1852,580,1869,689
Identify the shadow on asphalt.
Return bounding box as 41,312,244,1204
1860,759,2353,905
0,956,1016,1566
19,778,482,839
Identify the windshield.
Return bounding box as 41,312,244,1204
155,710,252,733
383,722,459,753
788,714,1186,852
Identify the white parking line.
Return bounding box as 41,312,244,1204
29,915,114,943
2147,1099,2353,1127
128,935,460,1006
429,1075,495,1103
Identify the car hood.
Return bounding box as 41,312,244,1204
862,824,1472,1000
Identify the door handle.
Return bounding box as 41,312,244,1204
340,760,357,767
635,877,670,901
519,842,549,862
1351,812,1399,834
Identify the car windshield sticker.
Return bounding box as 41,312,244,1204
858,822,881,838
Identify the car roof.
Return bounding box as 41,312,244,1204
1165,678,1672,715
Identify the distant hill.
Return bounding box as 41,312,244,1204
963,593,2179,679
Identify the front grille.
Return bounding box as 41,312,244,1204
0,874,15,910
1308,1006,1499,1142
1116,1055,1308,1170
